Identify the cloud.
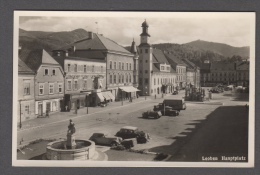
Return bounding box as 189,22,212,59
19,15,251,47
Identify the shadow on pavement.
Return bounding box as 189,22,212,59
148,105,249,162
232,93,249,102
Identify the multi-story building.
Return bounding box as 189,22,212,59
53,54,107,109
182,59,200,88
165,53,186,89
210,62,236,85
53,32,139,102
20,49,65,116
138,20,177,96
236,61,249,87
200,62,212,87
18,59,35,122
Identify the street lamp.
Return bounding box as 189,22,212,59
145,86,147,100
86,94,89,114
19,100,22,129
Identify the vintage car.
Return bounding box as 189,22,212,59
172,91,178,95
115,126,150,143
142,110,162,119
160,106,179,116
89,133,122,147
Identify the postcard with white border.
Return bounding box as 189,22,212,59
13,11,255,167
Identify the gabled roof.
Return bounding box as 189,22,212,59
18,58,34,74
152,49,170,65
56,33,132,55
182,59,199,70
19,49,59,72
164,52,186,66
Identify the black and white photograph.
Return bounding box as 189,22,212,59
12,11,255,167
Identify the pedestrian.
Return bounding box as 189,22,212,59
155,94,156,99
65,105,68,112
46,110,49,118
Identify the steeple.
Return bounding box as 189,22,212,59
140,19,151,37
130,38,137,54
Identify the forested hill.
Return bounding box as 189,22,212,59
184,40,249,58
19,28,90,52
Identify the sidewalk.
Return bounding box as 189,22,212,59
18,96,153,132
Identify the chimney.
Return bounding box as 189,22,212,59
89,32,93,39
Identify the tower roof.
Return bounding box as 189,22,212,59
130,39,137,54
142,20,149,27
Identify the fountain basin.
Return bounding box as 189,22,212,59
46,139,95,160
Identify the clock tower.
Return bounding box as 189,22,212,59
139,20,153,96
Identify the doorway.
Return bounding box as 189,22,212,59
38,103,43,116
46,102,51,113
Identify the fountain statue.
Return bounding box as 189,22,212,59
66,119,76,149
45,119,97,160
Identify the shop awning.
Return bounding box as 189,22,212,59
119,86,140,92
96,93,104,102
106,91,115,101
102,92,111,100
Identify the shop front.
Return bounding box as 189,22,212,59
119,86,140,101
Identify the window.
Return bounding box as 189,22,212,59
122,63,124,70
92,65,95,72
140,60,142,63
110,74,113,84
24,82,30,95
139,78,142,84
113,75,117,84
122,75,124,83
145,60,148,63
119,75,121,83
145,49,148,53
74,80,78,90
114,62,117,69
129,75,131,83
49,83,54,94
119,62,121,70
145,70,148,73
67,80,72,90
39,84,44,95
58,84,62,93
110,61,112,69
25,105,30,114
52,69,56,75
101,66,103,72
158,78,159,84
145,78,149,84
154,78,156,85
84,65,87,72
44,68,49,75
84,80,87,89
126,63,129,70
140,70,142,73
74,64,77,72
68,64,71,72
129,63,131,70
126,75,128,83
140,49,142,53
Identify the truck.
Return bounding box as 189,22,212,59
161,99,186,111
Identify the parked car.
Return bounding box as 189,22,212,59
100,102,107,107
89,133,122,147
160,106,179,116
172,91,178,95
115,126,150,143
142,110,162,119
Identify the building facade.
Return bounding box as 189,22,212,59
21,49,65,116
18,59,35,122
62,57,107,109
236,61,249,87
138,20,177,96
182,58,200,88
165,53,186,89
53,31,138,103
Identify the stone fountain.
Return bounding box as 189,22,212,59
45,119,96,160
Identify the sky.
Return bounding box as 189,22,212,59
19,13,252,47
